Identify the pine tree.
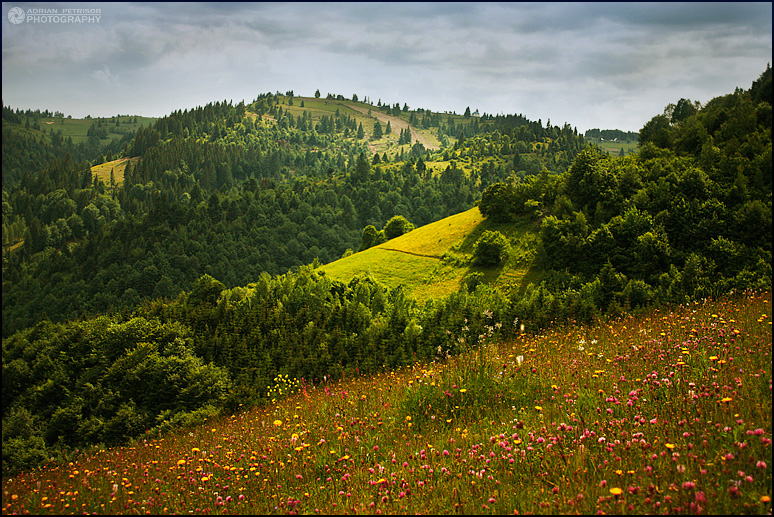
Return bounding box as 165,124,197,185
353,151,370,184
372,121,383,140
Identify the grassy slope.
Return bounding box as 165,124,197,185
275,95,467,157
3,291,770,514
585,137,639,156
321,207,540,300
35,116,157,145
90,157,138,187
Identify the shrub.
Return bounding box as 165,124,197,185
359,225,385,251
383,215,415,240
188,274,225,307
473,230,510,266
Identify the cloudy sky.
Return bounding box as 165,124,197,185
2,2,771,132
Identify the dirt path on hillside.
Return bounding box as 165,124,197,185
341,102,439,151
379,247,443,260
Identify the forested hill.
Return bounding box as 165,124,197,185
477,65,771,316
2,92,585,336
2,68,771,476
1,106,156,190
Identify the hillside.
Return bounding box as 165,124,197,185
2,67,771,480
2,290,771,514
341,100,440,151
321,207,539,301
1,106,156,188
90,157,138,187
2,92,582,337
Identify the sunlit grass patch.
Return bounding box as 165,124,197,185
378,207,485,258
322,207,538,302
323,247,440,294
90,157,137,187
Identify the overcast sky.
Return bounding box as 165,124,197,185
2,2,771,132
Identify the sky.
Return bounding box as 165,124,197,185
2,2,772,133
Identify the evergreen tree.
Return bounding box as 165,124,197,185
352,151,370,185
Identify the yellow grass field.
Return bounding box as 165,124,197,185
90,157,137,187
321,207,536,300
321,208,484,299
379,208,485,257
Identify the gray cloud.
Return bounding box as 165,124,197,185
2,2,771,132
91,64,119,85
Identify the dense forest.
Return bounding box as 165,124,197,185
2,67,770,474
2,93,584,337
1,106,146,189
479,66,771,316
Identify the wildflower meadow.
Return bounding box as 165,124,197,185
2,291,771,514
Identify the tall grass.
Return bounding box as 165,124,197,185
2,291,771,514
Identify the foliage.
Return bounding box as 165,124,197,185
358,224,386,251
2,69,771,479
1,316,231,473
479,67,772,315
3,92,579,336
473,230,510,266
1,106,154,189
383,215,415,240
478,182,516,222
358,215,416,251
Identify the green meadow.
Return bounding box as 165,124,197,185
586,138,639,156
274,96,452,156
321,207,540,301
35,116,157,145
3,67,769,516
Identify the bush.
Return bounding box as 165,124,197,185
359,225,385,251
473,230,510,266
188,274,225,307
383,215,415,240
465,272,484,292
478,182,515,223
